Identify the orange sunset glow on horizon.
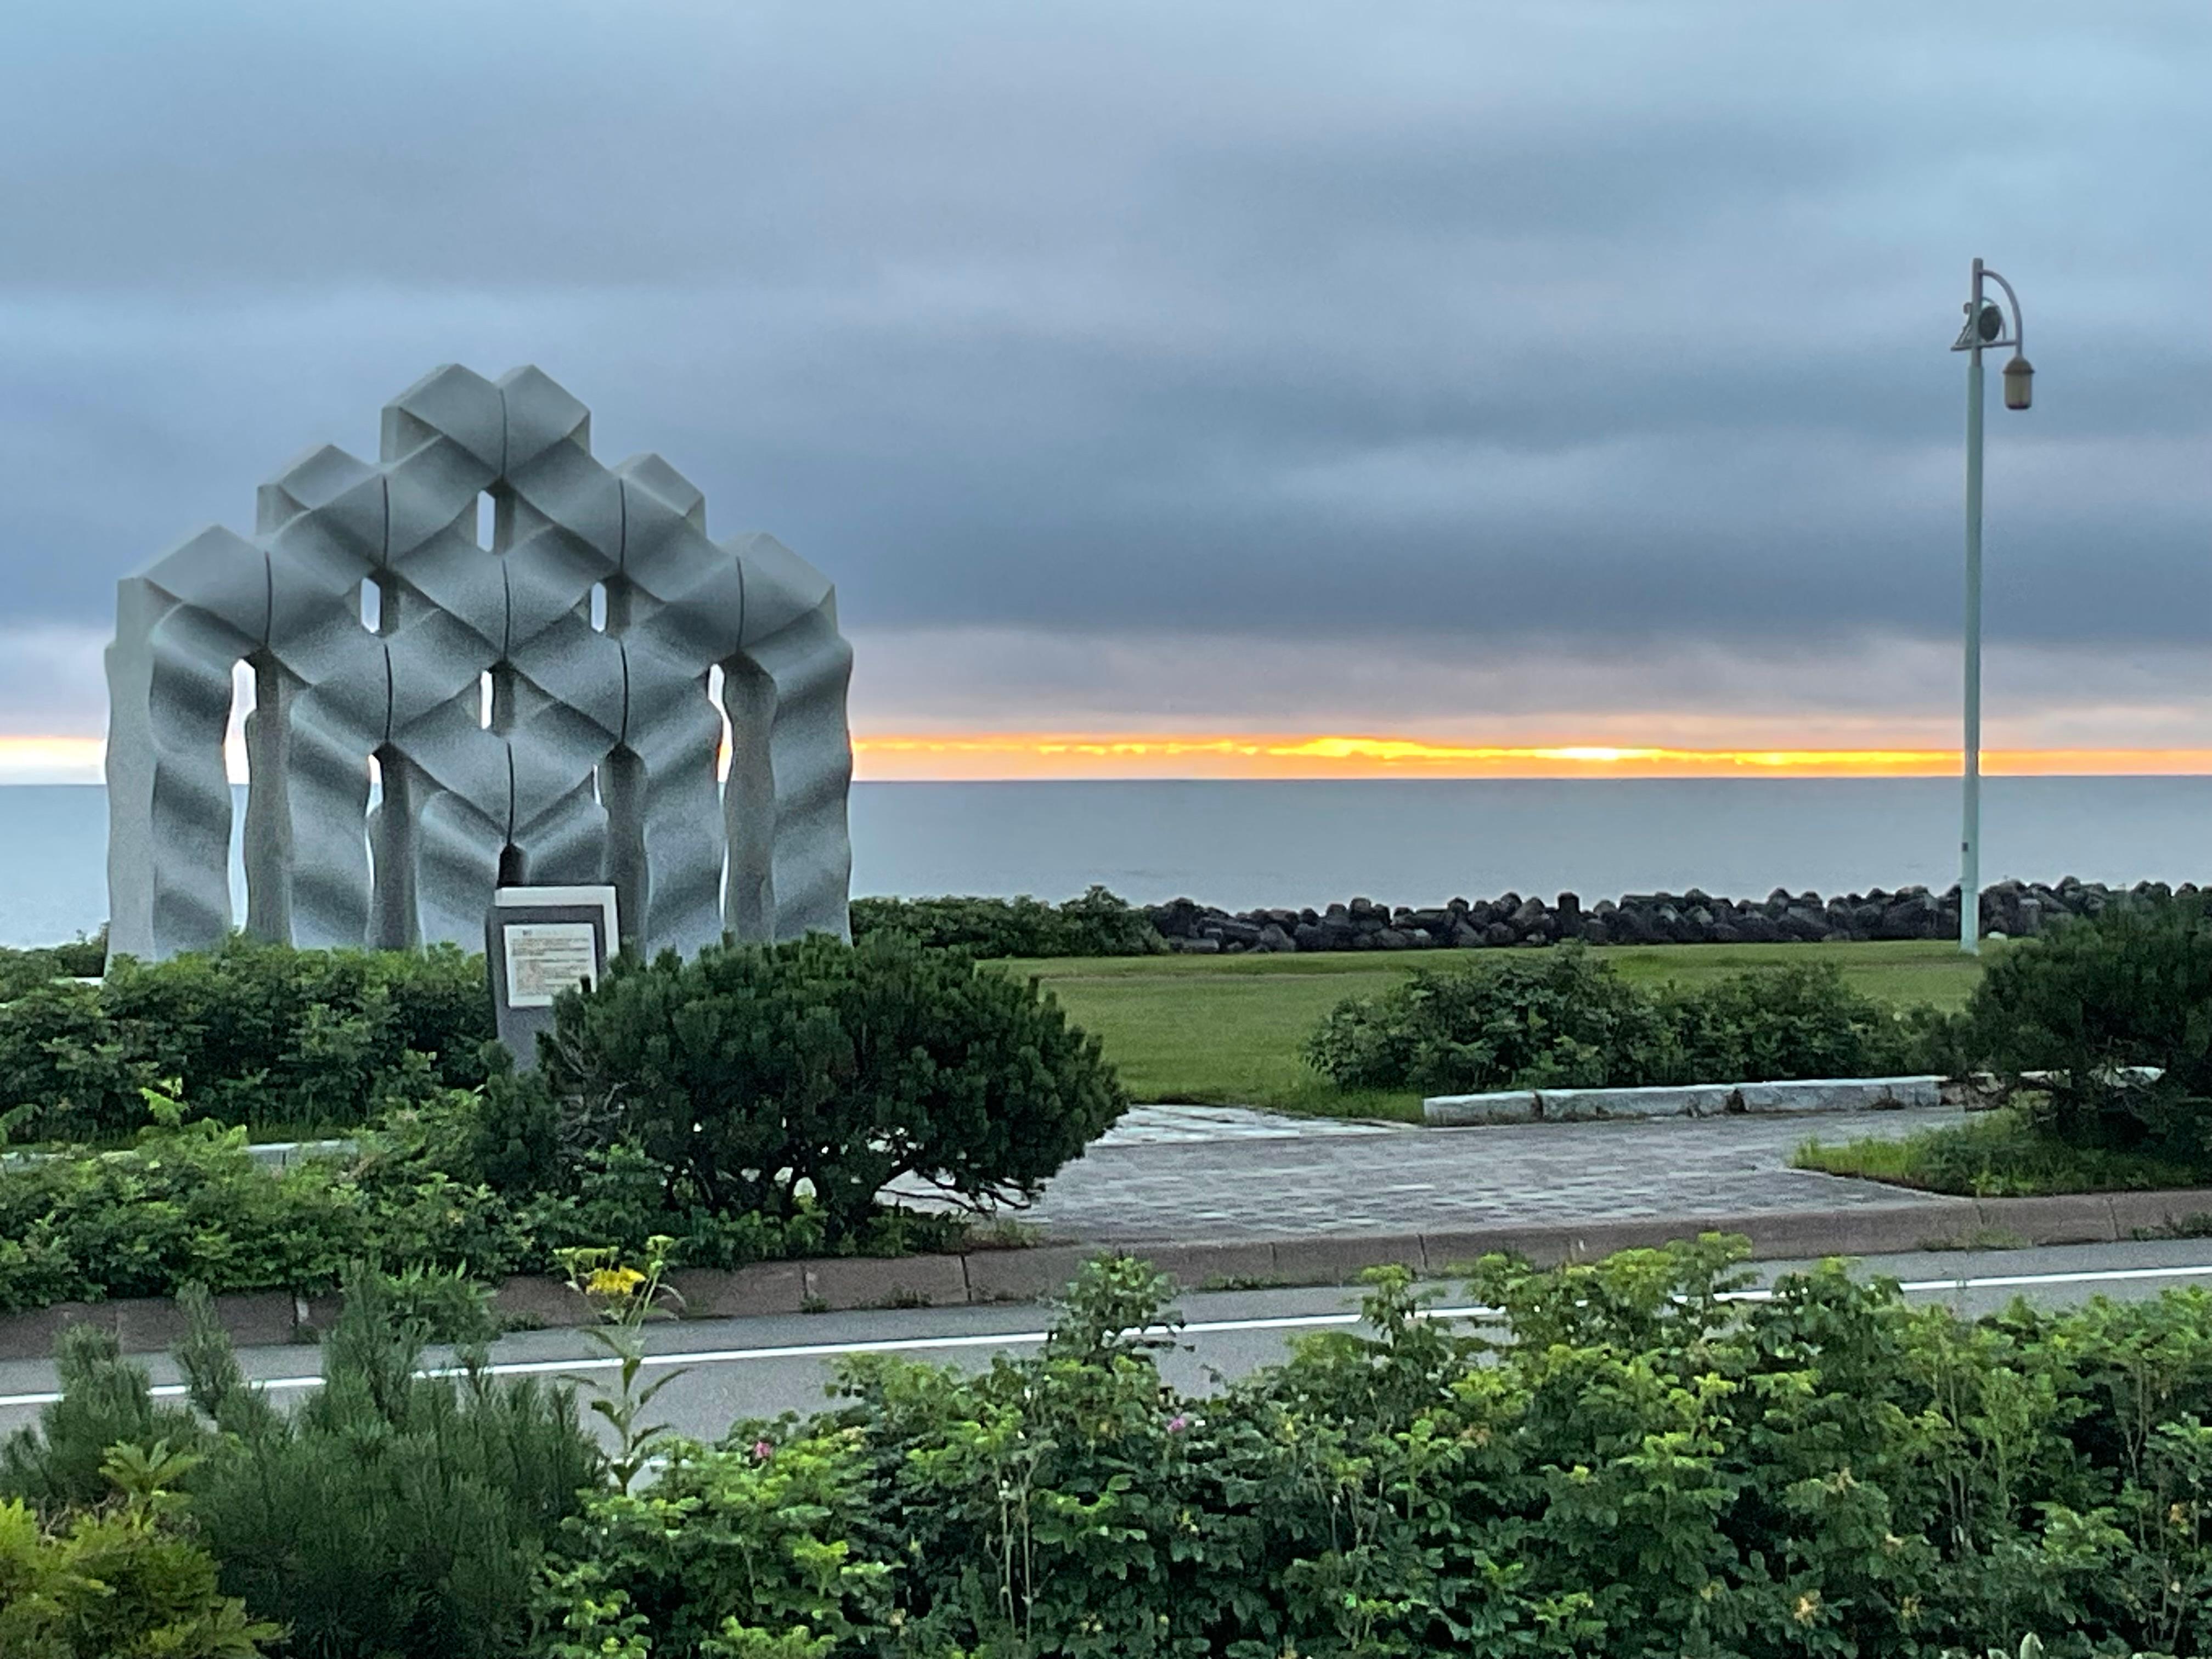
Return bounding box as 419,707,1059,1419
4,731,2212,785
853,733,2212,780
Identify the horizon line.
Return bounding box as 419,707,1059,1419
5,731,2212,782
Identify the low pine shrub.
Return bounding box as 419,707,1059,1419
3,1273,599,1659
850,884,1165,957
1965,891,2212,1158
1305,944,1935,1093
542,932,1128,1240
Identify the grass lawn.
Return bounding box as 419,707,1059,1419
1008,939,1996,1121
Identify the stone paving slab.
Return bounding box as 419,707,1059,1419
1013,1105,1964,1243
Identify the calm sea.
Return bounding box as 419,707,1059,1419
4,777,2207,949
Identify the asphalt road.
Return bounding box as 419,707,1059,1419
5,1237,2212,1448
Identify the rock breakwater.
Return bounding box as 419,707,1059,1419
1149,877,2192,953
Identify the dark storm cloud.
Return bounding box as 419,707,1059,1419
2,0,2208,685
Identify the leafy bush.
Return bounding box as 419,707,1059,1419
1305,941,1668,1091
1965,891,2212,1158
3,1273,599,1659
541,1242,2212,1659
543,932,1128,1240
850,884,1165,957
1658,960,1938,1082
0,939,493,1143
1306,944,1934,1093
0,1077,988,1316
0,933,104,1001
0,1448,278,1658
0,1099,538,1313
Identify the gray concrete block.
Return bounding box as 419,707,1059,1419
804,1254,969,1311
214,1291,300,1348
493,1276,596,1329
1268,1232,1425,1285
0,1302,117,1363
1973,1194,2117,1245
1723,1204,1966,1259
1543,1085,1741,1120
1735,1077,1944,1113
1549,1217,1711,1260
2107,1188,2212,1237
961,1245,1098,1304
668,1263,807,1318
1423,1091,1539,1125
112,1296,199,1355
1130,1240,1279,1290
1419,1226,1577,1273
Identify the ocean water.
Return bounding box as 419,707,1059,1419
5,776,2207,949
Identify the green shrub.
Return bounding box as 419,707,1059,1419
543,932,1127,1240
0,933,104,1001
1306,944,1937,1093
1658,960,1935,1082
0,1092,544,1312
4,1273,598,1659
850,884,1165,957
540,1241,2212,1659
0,1080,983,1316
1965,892,2212,1158
1305,941,1669,1092
0,939,494,1143
0,1449,278,1658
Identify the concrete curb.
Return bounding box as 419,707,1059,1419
1424,1075,1947,1125
9,1187,2212,1360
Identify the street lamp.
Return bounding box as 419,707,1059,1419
1950,257,2032,955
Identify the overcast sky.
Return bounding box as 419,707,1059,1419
3,1,2208,763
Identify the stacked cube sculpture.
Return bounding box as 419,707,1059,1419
106,364,853,962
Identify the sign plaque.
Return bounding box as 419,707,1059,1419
485,885,619,1068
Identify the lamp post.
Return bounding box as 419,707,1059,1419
1950,258,2032,956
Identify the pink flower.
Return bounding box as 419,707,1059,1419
751,1440,774,1462
1166,1414,1189,1434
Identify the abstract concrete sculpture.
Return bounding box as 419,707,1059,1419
106,365,853,962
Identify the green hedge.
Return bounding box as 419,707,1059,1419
0,939,493,1143
541,1242,2212,1658
849,884,1164,957
1306,944,1937,1093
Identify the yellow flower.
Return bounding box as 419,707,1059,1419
586,1266,647,1301
1792,1592,1822,1627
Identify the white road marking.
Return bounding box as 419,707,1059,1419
3,1257,2209,1412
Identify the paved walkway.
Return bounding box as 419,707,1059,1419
1020,1104,1958,1242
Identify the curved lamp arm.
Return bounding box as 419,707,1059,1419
1979,266,2025,356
